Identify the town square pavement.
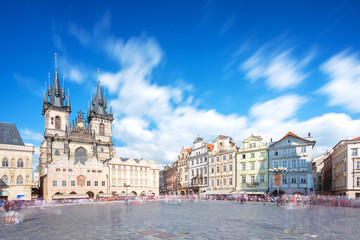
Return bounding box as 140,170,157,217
0,200,359,239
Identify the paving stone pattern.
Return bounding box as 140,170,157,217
1,201,359,239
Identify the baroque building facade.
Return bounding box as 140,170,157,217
207,135,236,195
236,134,268,195
268,132,315,195
177,146,191,195
0,122,35,200
39,57,159,200
188,136,213,195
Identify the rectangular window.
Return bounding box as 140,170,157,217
274,150,278,156
301,146,306,153
242,154,246,159
211,167,214,173
357,162,360,170
192,170,194,176
291,176,296,183
282,149,287,155
112,165,115,168
56,168,60,172
291,160,296,168
204,177,207,185
229,178,233,186
223,155,226,161
204,167,207,174
282,175,287,184
282,161,287,168
112,181,116,186
300,159,306,168
273,161,279,168
71,180,75,186
251,153,255,158
260,152,265,157
242,164,246,170
229,154,232,160
216,156,220,162
223,165,226,172
92,170,96,173
52,180,57,187
87,181,91,186
242,176,246,183
211,158,214,163
102,181,106,186
94,181,98,186
217,166,220,173
352,149,358,156
300,175,306,184
217,179,220,186
260,162,265,169
250,176,255,184
229,164,232,171
260,175,265,183
251,163,255,170
357,177,360,186
292,147,296,153
223,178,226,186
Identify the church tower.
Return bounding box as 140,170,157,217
39,54,71,176
87,71,114,161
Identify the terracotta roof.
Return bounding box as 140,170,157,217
279,131,301,141
217,135,229,139
186,148,192,153
350,136,360,141
206,143,214,151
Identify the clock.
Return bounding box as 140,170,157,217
77,122,84,128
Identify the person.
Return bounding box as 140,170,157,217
263,193,266,205
4,201,12,224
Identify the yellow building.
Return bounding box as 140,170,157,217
0,122,35,200
237,134,268,195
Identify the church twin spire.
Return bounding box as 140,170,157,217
43,53,71,112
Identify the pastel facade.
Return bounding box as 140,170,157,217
177,146,191,195
108,157,159,197
0,122,35,200
332,137,360,199
236,134,268,194
208,135,236,194
268,132,315,195
188,137,213,194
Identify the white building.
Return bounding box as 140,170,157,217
268,132,315,195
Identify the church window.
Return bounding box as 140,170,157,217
2,158,8,167
1,176,8,185
99,123,105,135
55,116,61,129
17,175,23,185
55,150,60,156
75,147,87,164
17,159,24,168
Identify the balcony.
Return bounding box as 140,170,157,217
246,182,259,187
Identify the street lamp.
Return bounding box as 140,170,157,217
269,167,287,206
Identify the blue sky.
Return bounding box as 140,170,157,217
1,1,360,168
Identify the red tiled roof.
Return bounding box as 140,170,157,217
350,136,360,140
206,143,214,151
279,131,301,141
186,148,192,153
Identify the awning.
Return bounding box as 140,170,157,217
203,189,233,195
52,194,89,199
98,193,113,197
0,191,9,196
235,191,265,195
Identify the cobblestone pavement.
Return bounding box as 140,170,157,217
1,200,359,240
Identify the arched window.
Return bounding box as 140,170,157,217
17,175,23,185
17,159,24,168
75,147,87,165
1,176,8,185
2,158,8,167
55,150,60,156
55,116,61,129
99,123,105,135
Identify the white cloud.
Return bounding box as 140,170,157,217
319,51,360,113
241,49,312,90
66,16,360,167
21,128,43,141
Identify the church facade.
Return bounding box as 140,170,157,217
40,56,159,200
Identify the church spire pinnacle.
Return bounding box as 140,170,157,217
49,53,65,108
